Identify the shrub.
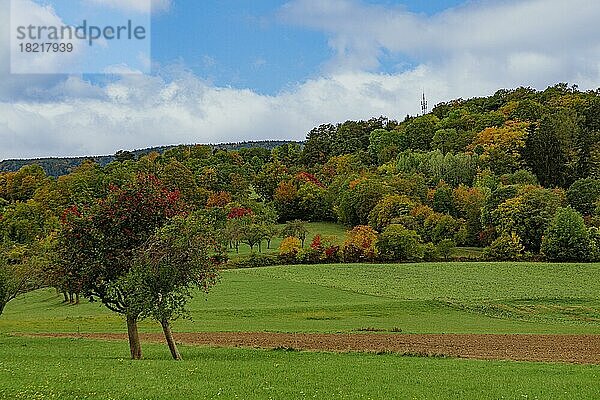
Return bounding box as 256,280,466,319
484,232,524,261
541,207,590,261
308,234,341,263
279,236,302,262
341,225,378,262
375,224,423,262
422,242,439,261
437,239,456,261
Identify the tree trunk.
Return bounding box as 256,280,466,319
62,292,68,303
69,293,74,303
126,315,143,360
160,319,181,360
75,292,80,305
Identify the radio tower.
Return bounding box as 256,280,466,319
421,92,428,115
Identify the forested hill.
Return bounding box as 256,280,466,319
0,140,300,177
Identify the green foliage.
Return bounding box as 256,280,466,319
375,224,423,262
432,183,454,214
489,186,562,252
566,178,600,216
437,239,456,261
395,150,480,187
336,178,392,226
400,114,440,151
485,233,524,261
130,214,221,323
541,207,590,261
368,129,403,164
368,194,415,231
524,110,579,188
297,182,333,221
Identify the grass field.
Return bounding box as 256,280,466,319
2,261,600,399
1,335,599,400
3,262,600,334
227,222,347,256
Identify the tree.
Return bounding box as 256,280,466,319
437,239,456,261
375,224,423,261
490,187,562,252
302,124,337,166
58,174,186,360
336,178,392,226
281,220,309,248
524,110,579,187
0,252,42,316
273,181,300,221
241,223,266,252
541,207,590,261
485,232,525,261
400,114,440,151
368,129,404,164
130,214,221,360
368,195,415,231
566,178,600,216
470,121,529,175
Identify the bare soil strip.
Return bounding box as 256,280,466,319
26,332,600,364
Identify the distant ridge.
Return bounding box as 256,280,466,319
0,140,300,177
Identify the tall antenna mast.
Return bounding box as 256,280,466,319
421,91,428,115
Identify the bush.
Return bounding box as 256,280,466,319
341,226,378,262
437,239,456,261
307,234,341,263
375,224,423,262
541,207,590,261
485,232,524,261
422,242,439,261
279,236,302,262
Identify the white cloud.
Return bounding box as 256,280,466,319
2,0,600,160
279,0,600,91
0,69,438,159
86,0,171,14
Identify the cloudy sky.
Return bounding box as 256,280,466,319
1,0,600,160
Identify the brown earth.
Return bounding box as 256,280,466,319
26,332,600,364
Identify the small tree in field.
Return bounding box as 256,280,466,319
541,207,590,261
130,214,221,360
58,174,186,360
282,220,309,248
0,240,48,317
375,224,422,262
484,232,524,261
437,238,456,261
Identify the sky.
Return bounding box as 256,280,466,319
1,0,600,159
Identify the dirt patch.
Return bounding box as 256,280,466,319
26,332,600,364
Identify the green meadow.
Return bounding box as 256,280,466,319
2,262,600,399
3,262,600,335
